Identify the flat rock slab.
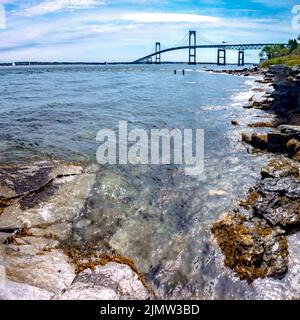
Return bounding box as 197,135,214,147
0,171,95,234
0,162,83,200
0,280,53,300
54,263,150,300
4,239,76,294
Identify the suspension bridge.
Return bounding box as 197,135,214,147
132,31,286,65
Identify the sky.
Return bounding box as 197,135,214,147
0,0,299,63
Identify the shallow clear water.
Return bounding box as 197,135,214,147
2,64,294,299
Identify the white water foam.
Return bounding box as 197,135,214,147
230,77,262,107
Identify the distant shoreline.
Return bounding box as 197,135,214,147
0,61,257,67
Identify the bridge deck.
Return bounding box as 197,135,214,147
133,43,285,63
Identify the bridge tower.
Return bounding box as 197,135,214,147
188,31,196,65
238,50,245,66
217,48,226,65
155,42,161,64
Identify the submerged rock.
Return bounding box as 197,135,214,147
212,213,288,282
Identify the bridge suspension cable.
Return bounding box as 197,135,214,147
196,33,219,45
158,32,189,52
172,32,189,48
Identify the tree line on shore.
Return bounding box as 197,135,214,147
260,36,300,67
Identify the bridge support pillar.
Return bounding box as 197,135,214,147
155,42,161,64
238,50,245,66
217,49,226,65
188,31,196,65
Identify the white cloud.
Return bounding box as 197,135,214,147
121,12,221,24
0,6,295,62
18,0,105,17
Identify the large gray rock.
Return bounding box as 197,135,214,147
0,280,53,300
0,162,83,200
54,263,150,300
4,238,76,294
0,170,96,238
252,176,300,227
254,194,300,226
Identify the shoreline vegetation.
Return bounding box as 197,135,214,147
0,62,300,299
260,37,300,68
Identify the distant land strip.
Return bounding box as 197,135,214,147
0,61,256,66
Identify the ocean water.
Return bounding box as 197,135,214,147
1,64,296,299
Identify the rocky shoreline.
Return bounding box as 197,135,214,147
1,65,299,300
212,65,300,283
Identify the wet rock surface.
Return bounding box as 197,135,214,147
205,67,261,77
213,65,300,283
212,156,300,281
212,213,288,282
0,162,151,300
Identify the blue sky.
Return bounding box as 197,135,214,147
0,0,298,62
